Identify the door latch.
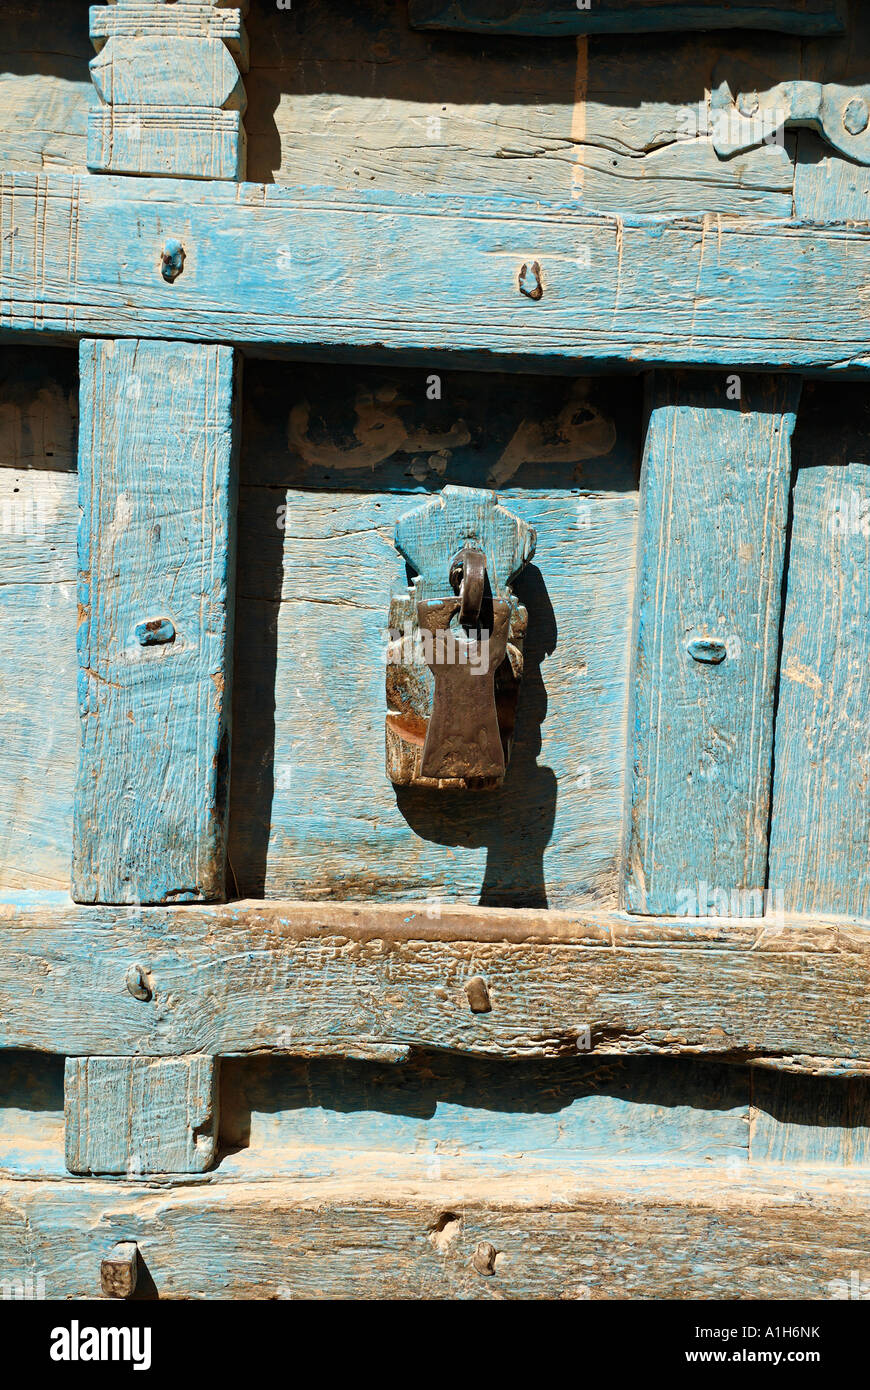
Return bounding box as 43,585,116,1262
712,79,870,163
386,485,536,790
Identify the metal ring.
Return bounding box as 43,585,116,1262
450,546,485,628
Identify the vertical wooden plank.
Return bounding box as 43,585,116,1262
626,372,801,916
73,338,239,904
64,1056,219,1174
768,454,870,919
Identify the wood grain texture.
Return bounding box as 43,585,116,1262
90,3,249,69
243,0,794,218
219,1053,749,1178
768,395,870,920
9,1050,870,1179
408,0,847,35
1,898,869,1062
232,364,638,905
577,35,797,218
792,4,870,221
87,8,248,179
64,1055,218,1174
7,173,870,369
0,1166,866,1299
3,0,866,220
0,1,91,175
0,0,837,221
0,347,78,890
626,373,800,916
1,1051,750,1178
87,106,246,180
89,37,245,109
751,1067,870,1167
74,339,240,905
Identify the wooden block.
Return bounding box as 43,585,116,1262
7,172,870,371
90,37,245,109
64,1055,219,1174
768,460,870,919
408,0,847,36
90,4,250,70
87,106,245,180
73,339,240,905
626,373,801,916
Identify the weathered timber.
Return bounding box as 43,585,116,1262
0,1167,866,1299
0,347,78,890
88,107,246,182
87,3,248,180
408,1,847,36
73,339,240,905
0,1051,751,1178
232,363,637,906
1,0,804,217
626,373,800,915
64,1055,218,1174
90,3,250,69
751,1066,870,1166
5,174,870,370
0,899,868,1061
793,7,870,220
768,383,870,920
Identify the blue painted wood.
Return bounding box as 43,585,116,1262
89,37,245,110
220,1054,750,1176
768,388,870,920
64,1055,218,1175
0,348,78,891
1,898,869,1062
87,6,248,179
408,0,847,35
73,338,240,904
626,373,801,916
751,1067,870,1167
89,2,250,70
0,1164,866,1299
5,173,870,371
229,365,637,903
88,107,246,181
395,486,536,603
1,1050,750,1177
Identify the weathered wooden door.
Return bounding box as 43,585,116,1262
0,0,868,1309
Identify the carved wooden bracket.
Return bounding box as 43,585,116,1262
88,0,249,180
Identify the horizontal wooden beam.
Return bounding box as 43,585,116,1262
0,1166,865,1299
3,172,870,372
408,0,847,37
0,898,868,1061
